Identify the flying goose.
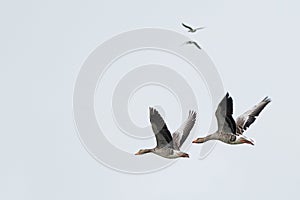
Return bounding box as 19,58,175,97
192,93,271,145
135,107,196,159
182,23,205,33
183,40,202,50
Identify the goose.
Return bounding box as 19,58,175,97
182,23,205,33
184,40,202,50
192,93,271,145
135,107,196,159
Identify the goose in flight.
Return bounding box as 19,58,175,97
135,108,196,159
183,40,202,50
182,23,205,33
192,93,271,145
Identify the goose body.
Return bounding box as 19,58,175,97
193,93,271,145
152,147,188,159
135,108,196,159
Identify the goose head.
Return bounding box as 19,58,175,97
134,149,152,155
192,137,206,144
178,152,190,158
235,135,255,145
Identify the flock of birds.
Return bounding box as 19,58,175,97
135,93,271,159
134,23,272,159
181,22,204,49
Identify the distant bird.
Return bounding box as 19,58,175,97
135,108,196,159
182,23,205,33
183,40,202,50
192,93,271,145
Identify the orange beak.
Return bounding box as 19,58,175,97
181,153,189,158
242,139,255,145
192,139,199,143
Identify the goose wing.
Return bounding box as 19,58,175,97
149,107,173,148
236,97,271,134
182,23,193,31
172,110,197,150
215,93,237,134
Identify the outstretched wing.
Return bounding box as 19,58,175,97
195,27,205,31
149,107,173,148
182,23,193,31
236,97,271,134
215,93,237,134
172,110,197,150
191,41,202,49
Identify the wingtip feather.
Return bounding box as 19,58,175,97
189,110,197,117
263,96,272,103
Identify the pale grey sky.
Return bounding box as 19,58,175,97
0,0,299,200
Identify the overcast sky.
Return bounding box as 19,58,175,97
0,0,299,200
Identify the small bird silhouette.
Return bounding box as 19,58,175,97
182,23,205,33
183,40,202,50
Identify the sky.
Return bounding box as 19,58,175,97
0,0,299,200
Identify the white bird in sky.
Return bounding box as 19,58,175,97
182,23,205,33
183,40,202,50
